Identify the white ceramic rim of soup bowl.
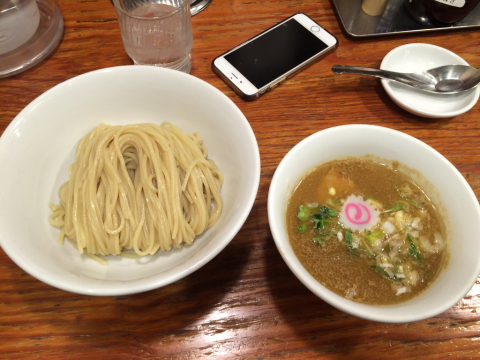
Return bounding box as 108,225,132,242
380,43,480,118
268,124,480,323
0,65,261,296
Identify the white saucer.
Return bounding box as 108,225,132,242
380,43,480,118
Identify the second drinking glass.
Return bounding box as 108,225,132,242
113,0,193,73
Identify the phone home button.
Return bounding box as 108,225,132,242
310,26,320,32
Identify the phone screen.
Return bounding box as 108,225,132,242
224,19,329,89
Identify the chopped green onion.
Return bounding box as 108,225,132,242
386,203,403,213
346,230,353,246
395,188,424,209
395,187,425,209
403,198,423,209
407,233,422,262
297,205,309,221
358,237,374,257
313,236,324,245
297,224,307,233
369,265,392,279
345,230,358,256
311,214,328,229
312,206,337,227
313,231,333,246
327,208,337,217
306,202,319,209
318,206,335,219
318,207,327,218
326,198,341,207
366,230,384,242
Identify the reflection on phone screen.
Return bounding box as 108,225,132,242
224,20,328,88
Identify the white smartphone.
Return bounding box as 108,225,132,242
212,13,338,101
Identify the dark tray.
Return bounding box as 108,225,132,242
331,0,480,37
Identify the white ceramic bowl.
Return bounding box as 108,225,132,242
268,125,480,323
0,66,260,296
381,43,480,118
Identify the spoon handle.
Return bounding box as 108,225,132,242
331,65,432,87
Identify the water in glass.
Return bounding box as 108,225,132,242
116,1,193,73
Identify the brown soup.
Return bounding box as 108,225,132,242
286,157,447,305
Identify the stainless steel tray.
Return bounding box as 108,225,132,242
331,0,480,38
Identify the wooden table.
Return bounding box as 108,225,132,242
1,0,480,358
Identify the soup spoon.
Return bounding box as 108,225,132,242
332,64,480,94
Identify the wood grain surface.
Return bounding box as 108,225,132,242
1,0,480,358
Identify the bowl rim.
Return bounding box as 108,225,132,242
268,124,480,323
0,65,261,296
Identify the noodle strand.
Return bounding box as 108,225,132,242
49,122,223,263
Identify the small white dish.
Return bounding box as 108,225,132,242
0,66,261,296
380,43,480,118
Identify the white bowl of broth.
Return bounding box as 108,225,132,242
268,125,480,323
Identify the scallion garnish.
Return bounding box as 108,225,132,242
311,206,337,229
369,265,392,279
297,205,309,221
313,236,324,245
297,224,307,233
366,230,384,242
407,233,422,262
311,214,326,229
328,208,337,216
318,206,336,218
386,203,403,213
345,230,357,255
395,188,424,209
326,198,341,207
346,230,353,247
404,198,423,209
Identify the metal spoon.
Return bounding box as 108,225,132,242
332,64,480,94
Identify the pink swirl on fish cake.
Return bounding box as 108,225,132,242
344,203,371,224
339,195,380,232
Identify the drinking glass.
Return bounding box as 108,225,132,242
0,0,63,78
0,0,39,55
113,0,193,73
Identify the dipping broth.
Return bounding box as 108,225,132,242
286,157,447,305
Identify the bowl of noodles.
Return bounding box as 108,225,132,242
268,125,480,323
0,66,260,296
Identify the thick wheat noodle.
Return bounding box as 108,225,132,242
48,122,223,263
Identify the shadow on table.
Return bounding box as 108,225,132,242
35,210,259,355
328,77,456,125
263,233,375,358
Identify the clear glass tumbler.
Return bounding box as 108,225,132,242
0,0,64,78
113,0,193,73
